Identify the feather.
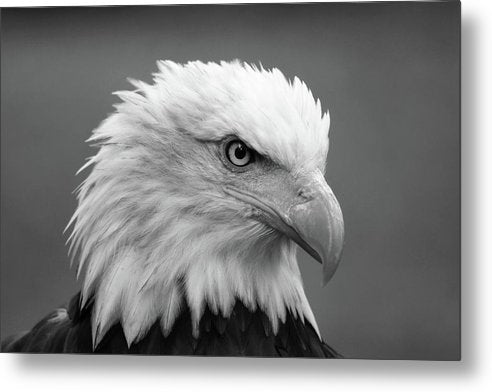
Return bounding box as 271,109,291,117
212,313,228,335
160,284,182,337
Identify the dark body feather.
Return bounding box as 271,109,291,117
2,293,340,358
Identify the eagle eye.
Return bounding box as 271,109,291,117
225,140,254,167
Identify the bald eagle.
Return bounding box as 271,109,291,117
2,61,344,357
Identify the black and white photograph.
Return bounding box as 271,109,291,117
1,0,461,364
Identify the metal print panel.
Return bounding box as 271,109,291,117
0,1,460,359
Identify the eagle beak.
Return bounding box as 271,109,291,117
285,170,344,285
224,169,344,285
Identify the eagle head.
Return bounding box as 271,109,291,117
68,60,344,347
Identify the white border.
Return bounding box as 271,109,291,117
2,0,491,391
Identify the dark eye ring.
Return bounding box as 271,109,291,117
225,140,254,167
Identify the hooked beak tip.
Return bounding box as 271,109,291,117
288,174,345,286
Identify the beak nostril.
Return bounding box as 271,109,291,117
297,188,314,202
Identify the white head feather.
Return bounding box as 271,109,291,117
67,60,331,347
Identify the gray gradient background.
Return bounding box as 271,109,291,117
0,2,460,359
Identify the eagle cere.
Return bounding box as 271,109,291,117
2,60,345,357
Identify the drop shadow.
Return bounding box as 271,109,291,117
459,10,479,376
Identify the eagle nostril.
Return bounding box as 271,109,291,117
297,188,315,203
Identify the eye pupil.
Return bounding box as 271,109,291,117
234,145,246,160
